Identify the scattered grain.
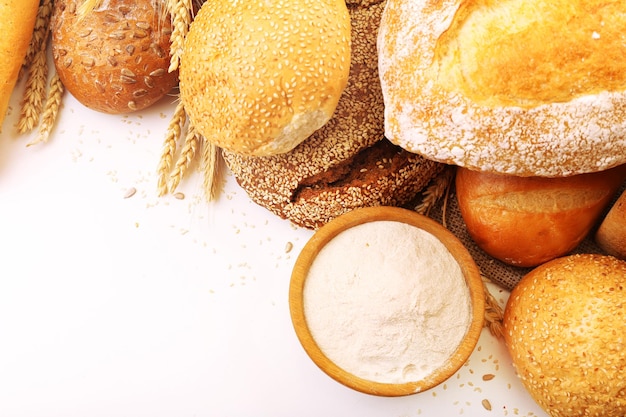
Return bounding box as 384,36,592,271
482,399,492,411
124,187,137,199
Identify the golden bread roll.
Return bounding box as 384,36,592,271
51,0,179,114
378,0,626,177
503,254,626,417
222,0,443,229
455,165,626,267
180,0,351,156
0,0,39,130
595,189,626,259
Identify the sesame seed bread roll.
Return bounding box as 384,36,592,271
0,0,39,130
180,0,351,156
503,254,626,417
377,0,626,177
222,0,443,229
595,189,626,259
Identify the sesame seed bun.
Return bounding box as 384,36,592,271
179,0,351,156
377,0,626,176
222,0,443,229
503,254,626,417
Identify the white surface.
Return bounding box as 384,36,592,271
0,86,547,417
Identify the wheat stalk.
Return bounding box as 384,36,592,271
28,72,64,146
17,0,53,134
167,0,193,73
482,278,505,339
169,123,200,193
157,100,187,196
23,0,53,72
415,165,455,216
17,46,48,134
201,136,221,201
77,0,103,19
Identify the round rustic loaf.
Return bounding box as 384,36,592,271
377,0,626,177
503,254,626,417
51,0,179,114
222,0,443,229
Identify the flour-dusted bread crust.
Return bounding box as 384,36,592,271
377,0,626,177
222,0,443,229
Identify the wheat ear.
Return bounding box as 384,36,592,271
169,123,200,193
201,136,221,202
482,279,505,339
167,0,193,73
28,72,64,146
77,0,103,19
157,100,187,196
17,0,53,133
22,0,53,72
415,165,455,216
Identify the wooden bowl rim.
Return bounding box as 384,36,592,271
289,206,485,397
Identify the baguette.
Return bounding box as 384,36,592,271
0,0,40,130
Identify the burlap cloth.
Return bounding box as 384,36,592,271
424,167,622,292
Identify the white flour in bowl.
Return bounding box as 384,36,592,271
303,220,472,384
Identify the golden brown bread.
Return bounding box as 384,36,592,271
595,189,626,259
222,0,443,229
51,0,179,114
0,0,39,130
503,254,626,417
377,0,626,177
455,165,626,267
180,0,351,156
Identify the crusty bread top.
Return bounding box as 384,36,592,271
503,254,626,416
0,0,39,127
378,0,626,177
180,0,351,156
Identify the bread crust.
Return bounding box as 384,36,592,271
222,0,443,229
180,0,351,156
595,189,626,259
0,0,39,129
455,166,626,267
378,0,626,177
51,0,178,114
503,254,626,417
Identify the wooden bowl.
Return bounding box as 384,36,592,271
289,206,485,396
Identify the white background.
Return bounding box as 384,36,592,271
0,83,547,417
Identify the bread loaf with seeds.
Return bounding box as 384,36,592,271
503,254,626,417
179,0,351,156
222,0,443,229
51,0,178,114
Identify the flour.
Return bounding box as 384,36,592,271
303,220,472,384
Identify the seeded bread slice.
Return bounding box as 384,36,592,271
222,0,443,229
